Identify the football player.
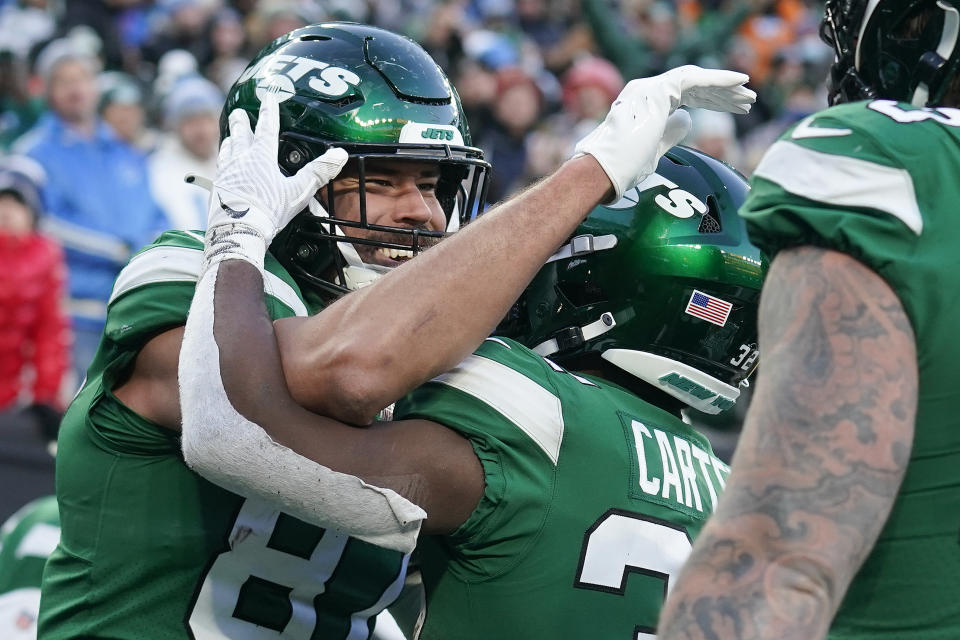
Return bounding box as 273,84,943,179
38,24,489,640
178,41,760,640
0,496,59,639
658,2,960,638
40,22,755,640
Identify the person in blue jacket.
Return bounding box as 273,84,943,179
16,39,168,383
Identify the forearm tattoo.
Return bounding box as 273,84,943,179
658,246,917,640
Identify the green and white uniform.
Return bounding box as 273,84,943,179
39,231,409,640
0,496,60,638
394,337,729,640
742,99,960,639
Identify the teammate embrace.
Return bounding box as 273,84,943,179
33,21,763,640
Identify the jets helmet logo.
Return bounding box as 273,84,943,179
606,172,709,219
237,53,361,102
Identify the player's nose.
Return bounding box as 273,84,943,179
394,188,443,231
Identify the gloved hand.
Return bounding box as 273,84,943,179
203,90,348,269
574,65,755,203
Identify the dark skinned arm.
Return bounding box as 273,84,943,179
111,277,482,534
657,246,917,639
206,259,484,535
188,157,609,531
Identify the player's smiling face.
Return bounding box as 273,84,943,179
324,159,447,268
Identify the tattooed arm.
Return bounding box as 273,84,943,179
658,246,917,639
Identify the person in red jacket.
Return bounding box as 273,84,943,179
0,156,70,442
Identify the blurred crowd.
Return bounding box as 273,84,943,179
0,0,830,443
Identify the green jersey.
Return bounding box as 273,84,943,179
394,337,729,640
0,496,59,638
39,231,409,640
742,99,960,639
0,496,59,594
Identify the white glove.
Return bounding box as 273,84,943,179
574,65,755,204
204,91,348,269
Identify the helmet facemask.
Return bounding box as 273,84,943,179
822,0,960,106
224,22,491,304
271,133,489,300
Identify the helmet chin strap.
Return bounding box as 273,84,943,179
307,198,390,291
532,312,618,356
305,194,462,292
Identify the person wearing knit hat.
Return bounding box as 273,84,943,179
98,71,156,152
562,56,624,122
0,156,70,445
148,75,224,230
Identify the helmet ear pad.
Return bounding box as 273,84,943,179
269,211,342,301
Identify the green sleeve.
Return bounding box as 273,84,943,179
394,339,561,555
742,108,922,283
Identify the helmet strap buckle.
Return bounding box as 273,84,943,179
545,234,618,264
532,312,617,356
919,50,948,84
570,234,596,256
553,326,585,352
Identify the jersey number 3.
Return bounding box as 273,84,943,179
575,509,692,639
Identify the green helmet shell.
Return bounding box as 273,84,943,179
499,146,767,414
222,22,476,149
222,22,490,301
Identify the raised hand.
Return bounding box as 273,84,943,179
575,65,754,203
204,91,348,268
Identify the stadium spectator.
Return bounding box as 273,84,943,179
141,0,216,70
736,0,810,84
148,75,222,230
528,55,624,180
246,2,311,52
203,7,248,92
0,50,44,152
98,71,155,151
0,0,57,61
582,0,759,79
16,38,167,382
451,56,497,144
479,66,543,202
686,108,744,166
0,156,69,442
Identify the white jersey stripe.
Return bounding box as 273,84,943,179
14,523,60,559
432,354,565,465
753,139,924,235
109,245,308,316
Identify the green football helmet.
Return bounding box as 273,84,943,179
821,0,960,106
221,22,490,301
499,146,767,414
